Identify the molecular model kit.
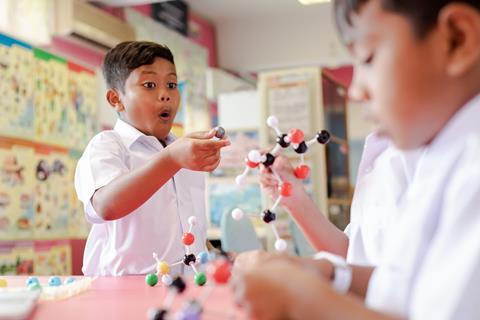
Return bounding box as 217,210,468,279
147,256,232,320
0,275,96,301
145,126,227,289
232,115,335,252
145,216,210,288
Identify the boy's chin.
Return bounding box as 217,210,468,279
390,134,426,151
154,124,173,140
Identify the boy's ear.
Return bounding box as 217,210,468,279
106,88,125,112
438,4,480,77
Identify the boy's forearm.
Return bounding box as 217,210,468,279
349,264,375,298
288,269,399,320
283,189,349,257
92,148,181,220
301,290,401,320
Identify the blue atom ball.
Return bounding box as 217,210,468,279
198,251,209,264
26,276,39,287
48,276,62,287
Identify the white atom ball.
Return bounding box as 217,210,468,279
161,274,172,286
274,239,288,252
235,175,246,186
266,116,279,128
247,150,262,163
188,216,198,225
231,208,245,220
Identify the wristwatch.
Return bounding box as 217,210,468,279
312,251,352,294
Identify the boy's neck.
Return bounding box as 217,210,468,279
158,139,167,147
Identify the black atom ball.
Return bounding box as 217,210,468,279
276,134,290,148
183,253,196,266
294,141,308,154
316,130,331,144
261,209,276,223
170,276,187,293
148,308,168,320
263,153,276,167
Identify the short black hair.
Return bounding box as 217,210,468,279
102,41,175,91
334,0,480,41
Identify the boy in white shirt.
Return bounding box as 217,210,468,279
75,41,230,276
234,0,480,319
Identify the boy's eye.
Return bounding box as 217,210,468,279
362,53,374,65
167,82,177,89
143,82,156,89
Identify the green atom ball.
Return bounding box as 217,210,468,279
28,283,42,291
194,272,207,286
145,273,158,287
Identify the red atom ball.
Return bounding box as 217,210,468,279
245,158,259,168
182,233,195,245
279,182,293,197
208,260,231,284
288,129,304,144
294,165,310,180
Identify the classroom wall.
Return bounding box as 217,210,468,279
215,3,351,73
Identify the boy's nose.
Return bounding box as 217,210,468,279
348,85,370,102
160,96,170,102
348,70,370,102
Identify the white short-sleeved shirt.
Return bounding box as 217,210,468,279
345,133,422,265
366,94,480,319
74,119,207,276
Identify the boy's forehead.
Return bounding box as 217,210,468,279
345,1,394,45
135,59,177,75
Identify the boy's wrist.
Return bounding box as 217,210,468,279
163,143,182,171
281,185,308,209
313,252,352,294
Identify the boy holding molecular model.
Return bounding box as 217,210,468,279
75,41,229,276
234,0,480,319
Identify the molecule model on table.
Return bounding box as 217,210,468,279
21,276,94,300
148,255,233,320
233,115,332,252
177,256,233,320
147,276,187,320
145,216,211,288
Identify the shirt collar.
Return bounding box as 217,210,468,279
113,119,175,149
428,93,480,152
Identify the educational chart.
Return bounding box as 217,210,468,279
0,33,97,274
0,146,35,240
0,33,98,150
0,35,35,139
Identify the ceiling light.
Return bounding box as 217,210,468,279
298,0,331,5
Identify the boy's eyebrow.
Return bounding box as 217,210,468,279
140,70,157,75
140,70,177,77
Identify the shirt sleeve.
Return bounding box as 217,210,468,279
410,136,480,320
74,132,129,224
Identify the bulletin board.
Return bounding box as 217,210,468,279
0,33,98,150
0,32,97,274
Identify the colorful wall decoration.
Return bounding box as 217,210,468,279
0,33,98,150
0,32,97,275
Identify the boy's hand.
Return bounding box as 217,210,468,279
166,129,230,172
259,155,305,206
233,250,334,279
232,258,332,320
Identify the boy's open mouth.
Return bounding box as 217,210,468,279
158,110,171,121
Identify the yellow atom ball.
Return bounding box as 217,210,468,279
157,262,170,275
0,278,7,287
